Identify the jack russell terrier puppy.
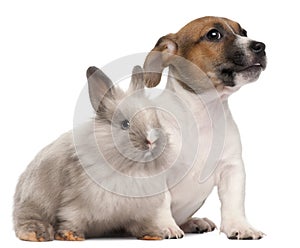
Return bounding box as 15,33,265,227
143,16,266,240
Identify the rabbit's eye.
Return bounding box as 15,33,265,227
121,119,130,130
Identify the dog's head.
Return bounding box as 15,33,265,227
144,16,266,92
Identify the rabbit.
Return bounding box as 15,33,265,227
13,65,184,242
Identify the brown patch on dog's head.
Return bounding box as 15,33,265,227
144,16,266,91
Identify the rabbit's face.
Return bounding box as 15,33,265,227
87,65,169,165
110,94,168,163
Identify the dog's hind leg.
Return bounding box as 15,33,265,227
180,217,216,234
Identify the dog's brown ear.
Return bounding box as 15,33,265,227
143,34,178,87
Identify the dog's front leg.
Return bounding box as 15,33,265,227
217,158,264,240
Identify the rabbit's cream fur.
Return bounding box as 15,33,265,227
13,66,185,241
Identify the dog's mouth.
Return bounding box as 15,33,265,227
236,63,265,73
219,59,266,87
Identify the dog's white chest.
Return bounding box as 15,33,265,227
157,89,216,225
161,81,242,226
170,169,215,225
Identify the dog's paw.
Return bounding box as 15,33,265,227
140,225,184,240
16,221,54,242
55,230,85,241
221,220,265,240
180,217,216,234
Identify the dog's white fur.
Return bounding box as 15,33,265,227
154,32,264,239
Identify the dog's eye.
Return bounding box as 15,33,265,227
121,119,130,130
206,29,223,41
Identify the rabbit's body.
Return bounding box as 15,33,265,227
14,130,169,239
13,66,184,241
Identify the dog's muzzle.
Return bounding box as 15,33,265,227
220,39,267,87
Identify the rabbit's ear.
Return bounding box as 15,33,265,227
86,66,114,112
128,65,144,93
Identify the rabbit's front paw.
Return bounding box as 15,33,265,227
16,221,54,242
140,235,163,240
55,230,85,241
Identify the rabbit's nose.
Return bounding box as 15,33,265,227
146,139,156,150
147,129,159,143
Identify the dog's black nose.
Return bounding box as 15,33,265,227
250,41,266,55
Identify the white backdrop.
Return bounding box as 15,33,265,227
1,0,299,247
